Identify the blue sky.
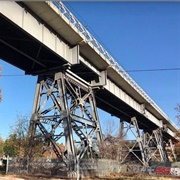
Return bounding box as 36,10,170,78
0,2,180,140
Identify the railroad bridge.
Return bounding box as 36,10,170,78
0,1,179,170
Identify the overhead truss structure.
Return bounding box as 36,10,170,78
28,68,102,172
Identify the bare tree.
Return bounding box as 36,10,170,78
5,113,44,159
98,119,121,160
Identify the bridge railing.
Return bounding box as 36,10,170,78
51,1,176,129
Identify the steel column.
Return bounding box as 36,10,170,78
118,120,124,162
55,72,76,170
167,139,177,161
153,128,168,162
28,76,44,137
131,117,147,166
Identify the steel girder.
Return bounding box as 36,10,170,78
28,69,102,171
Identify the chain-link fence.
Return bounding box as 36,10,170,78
6,158,121,178
5,157,180,178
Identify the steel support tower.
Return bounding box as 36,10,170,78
28,68,176,170
28,68,102,173
119,117,176,166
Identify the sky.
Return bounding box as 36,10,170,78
0,1,180,140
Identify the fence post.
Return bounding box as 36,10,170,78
27,156,29,175
5,155,9,174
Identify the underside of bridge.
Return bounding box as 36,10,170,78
0,12,173,134
0,1,178,178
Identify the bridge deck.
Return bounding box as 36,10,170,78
0,1,178,139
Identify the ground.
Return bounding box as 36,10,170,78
0,174,180,180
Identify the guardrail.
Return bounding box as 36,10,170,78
51,1,177,129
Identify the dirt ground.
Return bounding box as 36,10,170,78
0,174,180,180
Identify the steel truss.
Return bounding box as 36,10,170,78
166,139,177,162
28,69,102,172
119,117,176,166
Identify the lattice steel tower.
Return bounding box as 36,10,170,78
28,67,103,171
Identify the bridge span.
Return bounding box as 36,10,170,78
0,1,179,168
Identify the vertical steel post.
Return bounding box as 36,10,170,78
153,129,168,162
168,139,177,161
118,120,124,162
119,120,124,138
142,132,154,163
131,117,147,166
88,90,102,143
28,76,43,138
55,72,76,170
